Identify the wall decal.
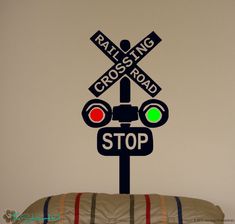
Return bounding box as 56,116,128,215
82,31,169,194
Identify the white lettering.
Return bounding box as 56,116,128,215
126,133,137,150
113,133,125,150
107,45,117,55
148,84,157,94
108,69,119,80
136,74,145,82
94,81,105,92
115,63,126,74
94,34,104,44
144,37,154,48
113,51,120,62
129,50,140,61
100,41,109,50
136,43,147,56
142,80,150,89
122,56,133,67
101,75,112,87
138,133,148,149
130,68,139,78
102,133,113,150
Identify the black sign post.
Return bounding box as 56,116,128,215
118,77,131,194
82,31,169,194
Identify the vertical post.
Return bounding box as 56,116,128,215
119,76,131,194
119,153,130,194
120,77,131,103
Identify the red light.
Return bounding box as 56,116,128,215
89,107,105,123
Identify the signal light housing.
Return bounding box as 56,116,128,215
82,99,112,128
113,104,138,123
139,99,169,128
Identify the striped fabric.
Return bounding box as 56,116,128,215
74,193,82,224
175,197,183,224
145,195,151,224
59,194,66,224
90,193,97,224
17,193,224,224
130,195,134,224
43,196,52,224
159,195,168,224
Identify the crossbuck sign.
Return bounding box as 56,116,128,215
89,31,162,97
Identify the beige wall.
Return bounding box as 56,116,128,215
1,0,235,221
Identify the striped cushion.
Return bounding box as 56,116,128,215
13,193,224,224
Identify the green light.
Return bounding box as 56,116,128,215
146,107,162,123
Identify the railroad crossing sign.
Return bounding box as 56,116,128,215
89,31,162,97
82,31,169,194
